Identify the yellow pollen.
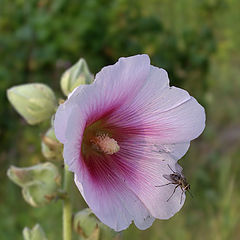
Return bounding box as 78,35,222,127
90,134,120,155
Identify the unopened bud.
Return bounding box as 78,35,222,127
7,83,57,125
74,208,99,239
73,208,117,240
7,165,32,187
23,224,47,240
7,163,61,207
41,128,62,161
60,58,94,96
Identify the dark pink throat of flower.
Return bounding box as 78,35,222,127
82,121,120,158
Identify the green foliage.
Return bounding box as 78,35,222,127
0,0,216,139
1,0,240,239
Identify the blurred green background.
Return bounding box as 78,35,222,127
1,0,240,239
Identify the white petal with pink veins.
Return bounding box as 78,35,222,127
74,163,155,231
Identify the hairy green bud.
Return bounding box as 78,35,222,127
23,224,47,240
41,127,62,161
60,58,94,96
7,163,61,207
73,208,118,240
7,83,57,125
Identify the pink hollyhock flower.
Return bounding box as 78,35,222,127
54,55,205,231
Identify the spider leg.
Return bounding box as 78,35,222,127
155,182,174,187
167,184,179,202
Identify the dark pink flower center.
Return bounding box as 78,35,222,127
81,120,120,162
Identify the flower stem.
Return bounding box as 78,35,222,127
63,165,72,240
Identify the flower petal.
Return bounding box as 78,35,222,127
53,85,85,144
75,140,187,225
153,142,190,161
150,96,205,143
74,156,155,231
104,65,205,145
112,137,187,220
68,54,151,125
54,54,151,176
53,102,73,144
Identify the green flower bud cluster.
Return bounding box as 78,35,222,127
7,58,93,125
23,224,47,240
7,163,61,207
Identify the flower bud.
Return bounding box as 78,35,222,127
7,163,61,207
73,208,117,240
7,83,57,125
74,208,99,239
41,128,62,161
60,58,94,96
23,224,47,240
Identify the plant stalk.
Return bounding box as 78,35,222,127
63,165,72,240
